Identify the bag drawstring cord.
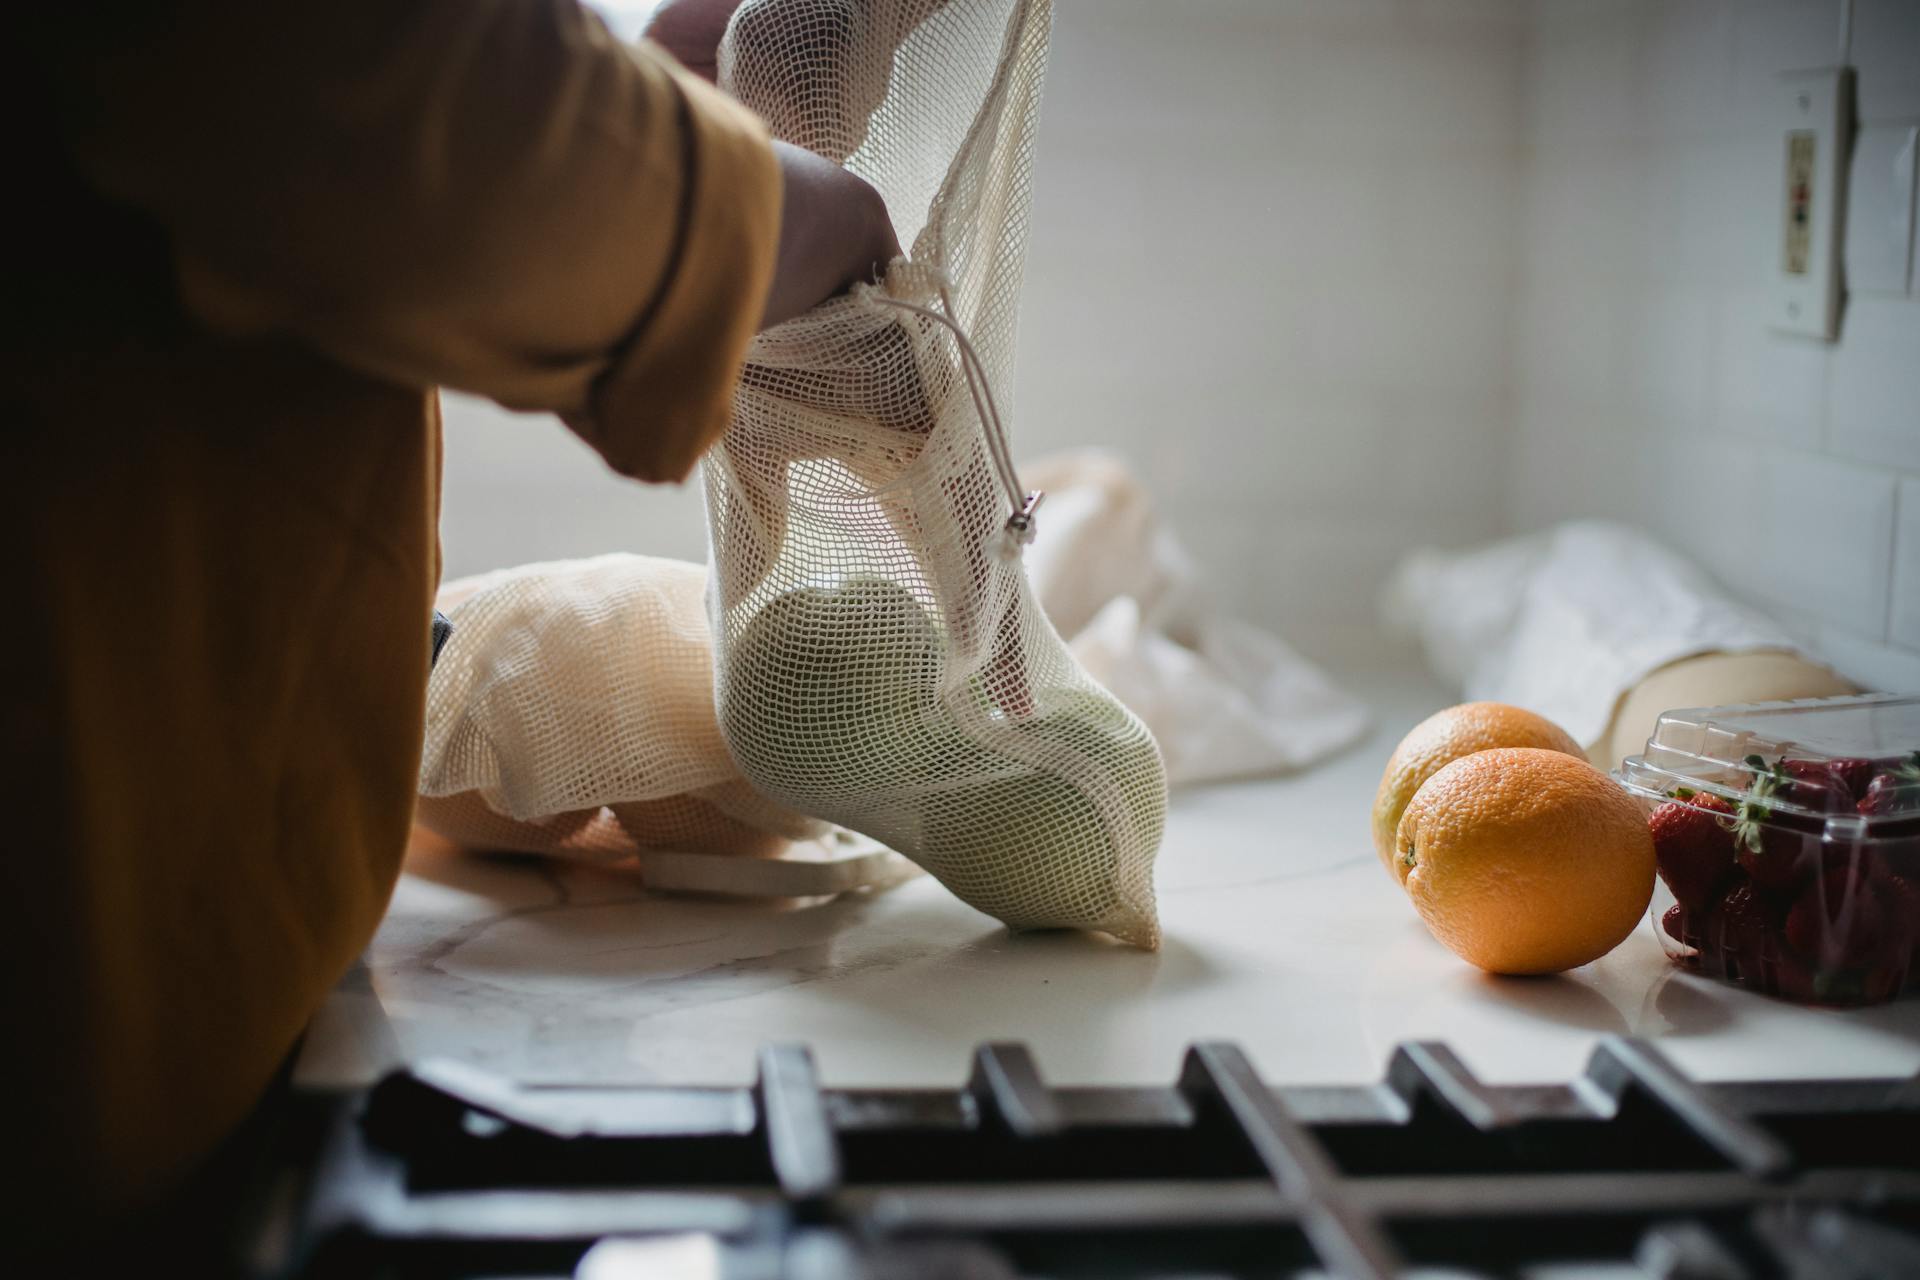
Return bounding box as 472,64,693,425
866,289,1044,544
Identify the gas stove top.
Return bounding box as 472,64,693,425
248,1035,1920,1279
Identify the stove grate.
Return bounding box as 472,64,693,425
255,1035,1920,1279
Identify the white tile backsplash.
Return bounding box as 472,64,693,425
1513,0,1920,687
1843,125,1919,297
1732,0,1846,113
431,0,1917,690
1733,453,1898,636
1624,288,1719,432
1516,279,1624,408
1714,290,1830,446
1813,622,1920,691
1640,427,1768,576
1892,477,1920,649
1529,1,1644,142
1638,2,1739,137
1829,296,1920,472
1851,0,1920,122
438,393,711,580
1016,0,1523,640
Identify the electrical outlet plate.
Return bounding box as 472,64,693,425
1770,68,1852,341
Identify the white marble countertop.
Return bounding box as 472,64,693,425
298,651,1920,1093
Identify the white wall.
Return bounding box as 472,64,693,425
437,0,1528,658
437,392,712,575
440,1,1916,688
1013,0,1524,650
1510,0,1920,692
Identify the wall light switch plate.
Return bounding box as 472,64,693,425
1770,68,1852,340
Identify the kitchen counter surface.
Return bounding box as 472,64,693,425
298,650,1920,1092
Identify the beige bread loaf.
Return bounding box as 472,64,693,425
1596,650,1857,771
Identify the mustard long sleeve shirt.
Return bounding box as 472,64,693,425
3,0,779,1221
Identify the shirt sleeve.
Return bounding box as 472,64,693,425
62,0,780,482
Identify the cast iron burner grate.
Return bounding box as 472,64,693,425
256,1035,1920,1279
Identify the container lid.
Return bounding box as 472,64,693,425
1617,693,1920,842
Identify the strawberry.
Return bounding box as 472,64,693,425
1648,792,1736,909
1768,945,1818,1001
1818,842,1886,894
1827,757,1877,802
1660,902,1698,950
1776,955,1904,1006
1776,757,1855,812
1734,756,1823,894
1737,829,1815,894
1879,873,1920,968
1883,839,1920,881
1785,867,1890,969
1859,754,1920,818
1769,922,1904,1005
1858,962,1906,1004
1707,880,1780,981
1872,749,1920,777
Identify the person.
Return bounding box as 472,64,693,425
3,0,897,1237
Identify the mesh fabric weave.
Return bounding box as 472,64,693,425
707,0,1167,946
418,554,824,863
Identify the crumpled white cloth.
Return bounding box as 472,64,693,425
1023,451,1370,786
1379,520,1798,748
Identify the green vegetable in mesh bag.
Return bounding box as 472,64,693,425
721,576,1165,946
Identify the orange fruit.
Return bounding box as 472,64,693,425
1394,747,1654,975
1371,702,1583,878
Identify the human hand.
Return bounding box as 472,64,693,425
760,140,900,329
642,0,743,81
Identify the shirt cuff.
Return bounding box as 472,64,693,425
566,56,781,483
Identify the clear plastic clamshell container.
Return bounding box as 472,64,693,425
1616,693,1920,1006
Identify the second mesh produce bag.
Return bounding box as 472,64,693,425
705,0,1168,947
418,555,828,865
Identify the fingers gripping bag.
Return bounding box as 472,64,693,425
706,0,1169,947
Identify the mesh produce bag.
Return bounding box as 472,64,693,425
705,0,1168,947
418,554,827,867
